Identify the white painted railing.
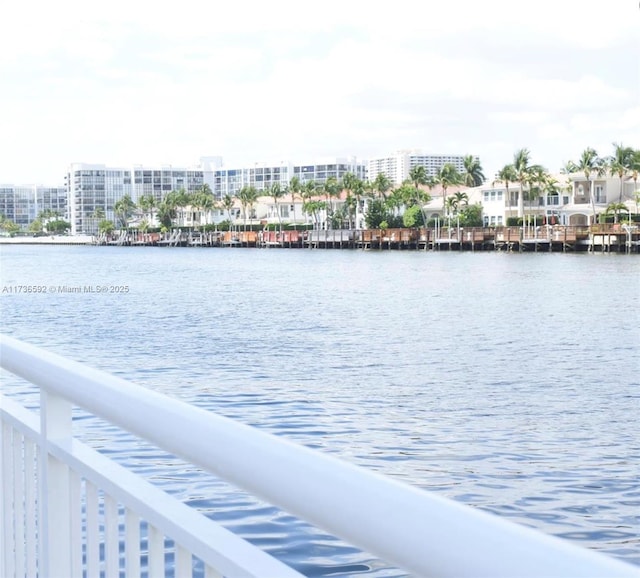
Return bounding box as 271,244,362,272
1,335,639,578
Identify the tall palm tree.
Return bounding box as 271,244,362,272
137,194,156,225
435,163,462,219
409,165,428,192
373,173,392,200
494,164,517,211
513,148,531,219
237,186,258,231
268,182,286,231
288,176,302,230
608,143,634,202
323,176,341,229
114,194,136,229
462,155,485,187
526,165,548,224
221,194,235,228
572,148,604,224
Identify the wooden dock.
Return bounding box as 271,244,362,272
89,225,640,253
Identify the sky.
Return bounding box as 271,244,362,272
1,0,638,185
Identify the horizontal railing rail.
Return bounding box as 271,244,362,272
1,334,639,577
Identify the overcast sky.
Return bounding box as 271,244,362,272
1,0,638,185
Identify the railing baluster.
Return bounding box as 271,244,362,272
104,494,119,578
40,390,72,577
13,430,25,578
69,470,82,578
2,423,16,578
174,544,191,577
148,524,164,578
25,437,38,578
85,480,100,576
125,507,141,578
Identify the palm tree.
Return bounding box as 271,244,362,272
323,177,341,229
137,194,156,225
526,165,548,224
373,173,392,200
221,194,236,228
114,194,136,229
462,155,485,187
494,164,517,212
572,148,604,224
435,163,462,219
604,202,629,224
268,182,286,231
513,148,531,219
630,149,640,206
409,165,428,192
199,193,216,227
237,186,258,231
608,143,634,202
288,176,302,230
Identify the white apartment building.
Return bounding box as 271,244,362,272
66,158,220,234
368,150,476,185
0,185,67,230
213,157,367,197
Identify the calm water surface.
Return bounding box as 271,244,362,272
1,246,639,575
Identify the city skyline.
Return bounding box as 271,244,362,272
1,0,638,185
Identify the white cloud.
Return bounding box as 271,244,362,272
0,0,638,183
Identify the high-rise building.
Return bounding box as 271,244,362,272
213,157,367,197
65,158,220,234
368,150,477,185
0,185,67,230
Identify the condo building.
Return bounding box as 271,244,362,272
368,150,477,185
0,185,67,229
65,158,220,234
213,157,367,197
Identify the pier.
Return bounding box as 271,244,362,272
84,225,640,253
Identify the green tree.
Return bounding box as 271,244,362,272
572,148,605,224
114,194,136,229
268,182,286,231
137,194,156,225
435,163,462,218
288,176,302,229
323,177,341,229
458,203,483,227
365,198,392,229
237,185,258,230
513,148,531,219
221,194,236,227
409,165,428,191
604,202,629,224
402,204,424,227
462,155,485,187
28,219,43,234
373,173,392,200
98,219,115,235
494,164,517,210
608,143,634,202
46,219,71,234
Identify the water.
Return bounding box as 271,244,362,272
1,245,639,574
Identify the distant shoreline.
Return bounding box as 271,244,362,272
0,235,95,245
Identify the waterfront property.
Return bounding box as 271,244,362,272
2,335,639,577
85,224,640,253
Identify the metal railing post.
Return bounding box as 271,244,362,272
40,390,73,577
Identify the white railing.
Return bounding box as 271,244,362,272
1,335,639,578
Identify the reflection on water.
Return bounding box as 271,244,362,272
2,246,639,573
